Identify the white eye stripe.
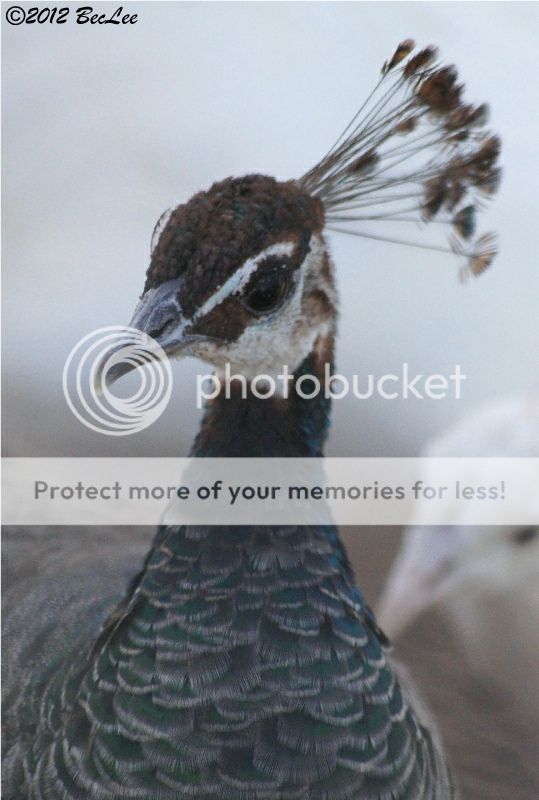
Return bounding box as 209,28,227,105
193,241,296,321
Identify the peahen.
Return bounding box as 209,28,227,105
3,42,501,799
377,393,539,725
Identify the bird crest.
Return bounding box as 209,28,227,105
149,41,500,296
298,40,500,281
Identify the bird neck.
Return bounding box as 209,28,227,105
44,332,423,799
191,335,335,457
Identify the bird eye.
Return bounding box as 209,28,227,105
242,265,291,316
511,527,538,546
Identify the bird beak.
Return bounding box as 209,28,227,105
95,277,198,391
376,526,461,639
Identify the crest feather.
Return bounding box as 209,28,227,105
298,41,501,279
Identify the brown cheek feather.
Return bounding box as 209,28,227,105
190,297,252,343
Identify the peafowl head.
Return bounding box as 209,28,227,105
112,41,501,382
130,175,335,379
377,524,539,641
377,395,539,637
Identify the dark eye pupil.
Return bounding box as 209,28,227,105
245,273,288,315
512,527,538,545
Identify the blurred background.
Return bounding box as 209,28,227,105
3,3,539,797
2,1,538,456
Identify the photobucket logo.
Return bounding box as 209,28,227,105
63,326,172,436
197,363,466,408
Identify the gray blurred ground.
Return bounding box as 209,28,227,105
3,525,538,799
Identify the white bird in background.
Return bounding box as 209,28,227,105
377,393,539,724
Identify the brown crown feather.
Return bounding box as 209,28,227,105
145,175,324,317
